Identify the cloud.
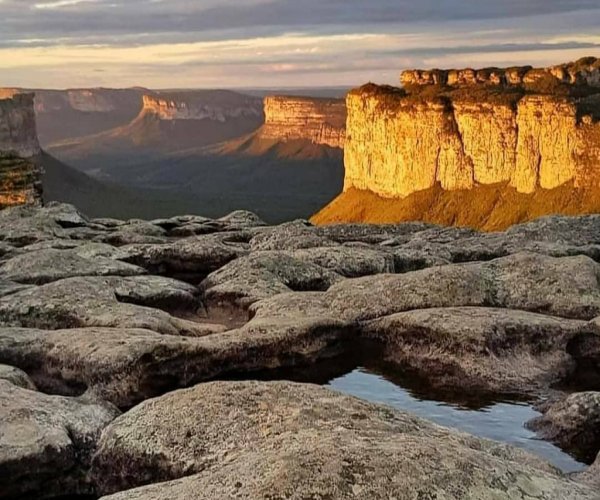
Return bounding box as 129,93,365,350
0,0,598,87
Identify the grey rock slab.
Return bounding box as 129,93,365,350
200,251,341,313
217,210,267,228
325,253,600,322
249,221,337,251
0,247,146,284
0,278,30,298
116,234,247,280
92,381,595,499
0,276,220,337
0,380,119,499
291,245,395,277
96,220,167,246
0,317,351,408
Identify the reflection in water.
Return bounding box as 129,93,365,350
328,367,586,473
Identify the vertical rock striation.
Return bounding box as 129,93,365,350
260,96,346,148
0,94,42,208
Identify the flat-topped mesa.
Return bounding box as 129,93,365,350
141,91,263,122
401,57,600,89
0,94,43,208
260,95,346,148
344,64,600,200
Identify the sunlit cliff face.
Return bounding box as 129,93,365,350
0,0,599,87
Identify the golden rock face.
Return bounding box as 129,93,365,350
343,88,600,199
261,96,346,149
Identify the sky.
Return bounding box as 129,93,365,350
0,0,599,89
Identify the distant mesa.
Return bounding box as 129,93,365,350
314,57,600,229
141,92,263,122
400,57,600,88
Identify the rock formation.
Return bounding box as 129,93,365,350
259,95,346,148
0,203,599,497
0,94,43,209
141,91,263,122
0,88,147,145
0,93,40,158
316,57,600,228
400,57,600,88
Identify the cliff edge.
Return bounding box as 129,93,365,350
0,94,43,208
314,57,600,229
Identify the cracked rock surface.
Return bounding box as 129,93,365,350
1,203,600,498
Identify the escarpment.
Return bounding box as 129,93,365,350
140,91,263,122
316,57,600,229
0,94,42,208
258,96,346,149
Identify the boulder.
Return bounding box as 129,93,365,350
92,381,594,499
0,246,146,284
0,318,351,408
116,233,247,281
0,380,118,499
324,253,600,322
528,392,600,463
200,251,340,314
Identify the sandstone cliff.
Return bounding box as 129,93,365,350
258,96,346,149
141,91,263,122
316,57,600,229
0,94,42,208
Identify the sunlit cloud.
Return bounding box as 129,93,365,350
0,0,598,88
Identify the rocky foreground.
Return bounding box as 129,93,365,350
0,203,600,498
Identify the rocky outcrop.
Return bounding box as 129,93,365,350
141,91,263,122
92,381,595,499
0,94,40,158
259,95,346,148
0,378,119,499
400,57,600,88
529,392,600,463
0,94,43,209
2,203,600,497
343,84,600,198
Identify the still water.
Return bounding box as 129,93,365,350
327,367,586,473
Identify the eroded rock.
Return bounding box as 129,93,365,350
93,381,594,499
529,392,600,463
0,380,118,499
361,307,590,394
0,276,219,337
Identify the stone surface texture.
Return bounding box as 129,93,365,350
0,203,599,498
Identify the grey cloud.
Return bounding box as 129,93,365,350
0,0,599,47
